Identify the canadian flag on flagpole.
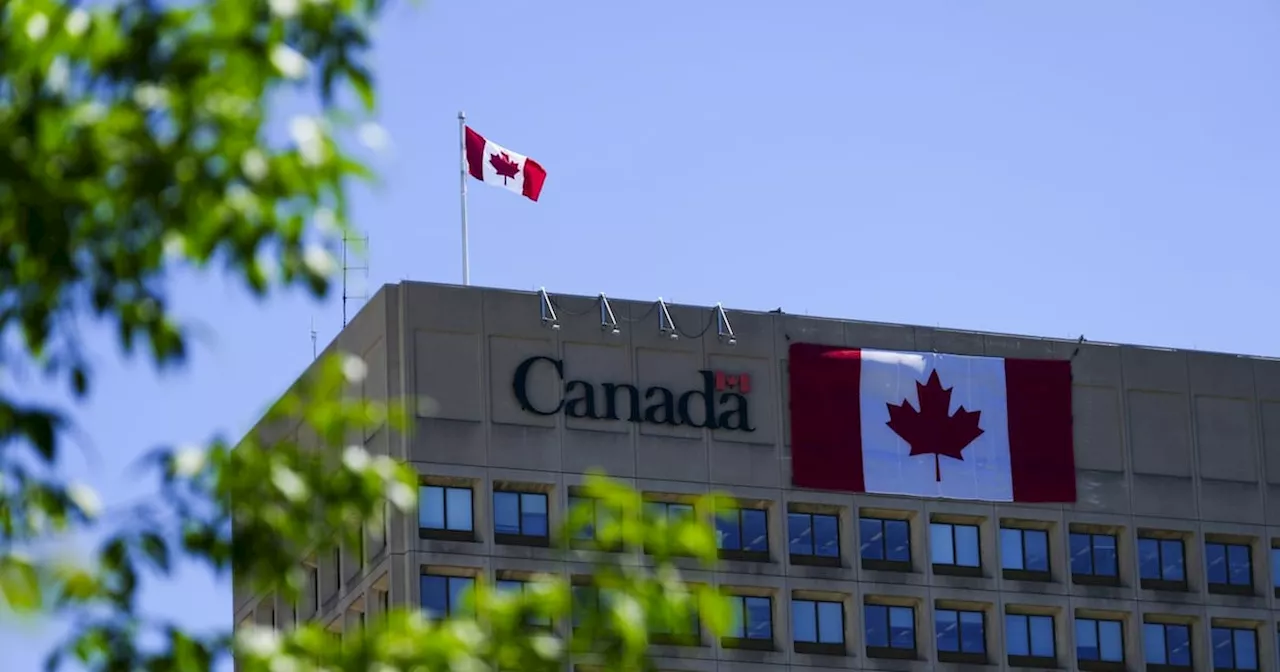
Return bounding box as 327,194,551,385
464,126,547,202
788,343,1076,503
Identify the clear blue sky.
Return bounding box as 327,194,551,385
7,1,1280,668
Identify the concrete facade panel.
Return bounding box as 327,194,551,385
1071,385,1125,472
413,331,483,421
843,322,916,351
563,427,635,477
1127,391,1192,477
1122,347,1188,393
1188,352,1256,398
1194,396,1258,482
914,328,984,356
1260,401,1280,484
1130,474,1196,519
409,417,486,465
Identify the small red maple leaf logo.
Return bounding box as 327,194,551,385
885,369,984,482
489,151,521,184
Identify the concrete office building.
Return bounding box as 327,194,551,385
234,281,1280,671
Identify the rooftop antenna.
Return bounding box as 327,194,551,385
538,287,560,330
599,293,620,335
714,303,736,346
657,298,678,340
310,317,318,360
342,233,370,328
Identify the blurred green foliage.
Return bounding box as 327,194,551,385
0,0,730,669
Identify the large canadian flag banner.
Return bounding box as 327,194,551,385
788,343,1076,503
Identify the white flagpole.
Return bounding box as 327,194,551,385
458,110,470,286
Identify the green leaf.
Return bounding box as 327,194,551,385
0,556,42,612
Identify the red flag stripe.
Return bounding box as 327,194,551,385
788,343,865,492
521,158,547,202
464,127,486,181
1005,358,1076,502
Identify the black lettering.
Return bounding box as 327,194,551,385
563,379,598,419
514,359,753,432
716,393,754,432
643,386,677,425
512,356,564,416
677,371,720,429
601,383,641,422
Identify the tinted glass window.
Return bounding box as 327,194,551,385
568,496,595,540
1001,528,1049,571
1138,537,1185,581
1206,542,1252,587
792,599,844,644
495,580,550,625
789,512,840,558
1069,532,1118,576
861,517,910,562
1007,614,1055,658
420,574,473,618
931,522,980,567
727,595,772,640
936,609,985,654
1271,548,1280,588
717,507,769,553
1076,618,1123,662
493,491,548,538
864,604,915,651
420,485,473,531
1212,627,1258,670
1144,623,1192,665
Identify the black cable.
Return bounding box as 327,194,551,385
548,295,597,318
618,301,658,323
676,311,715,339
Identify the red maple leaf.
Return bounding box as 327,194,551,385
885,370,984,482
489,151,520,184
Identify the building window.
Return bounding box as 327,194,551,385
864,604,916,659
935,609,986,664
1271,546,1280,598
792,599,844,655
724,595,773,650
860,517,910,571
496,579,551,627
1006,613,1056,667
645,500,694,524
643,500,695,555
650,596,700,645
419,485,474,541
493,490,549,546
1076,618,1124,668
930,522,981,577
1000,527,1050,580
1138,536,1187,590
716,507,769,561
379,590,389,615
568,495,606,543
420,574,474,618
788,511,840,566
570,584,606,629
1212,626,1258,671
1070,532,1119,585
1206,541,1252,595
1144,622,1192,667
332,547,341,589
